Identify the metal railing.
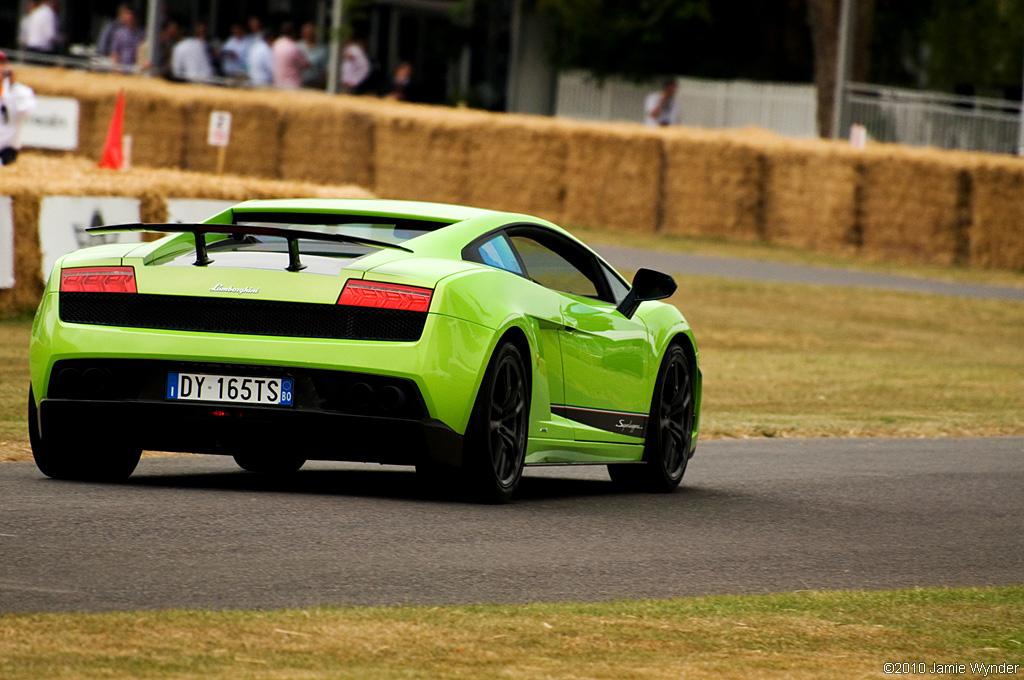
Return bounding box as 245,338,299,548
844,82,1022,154
555,70,819,137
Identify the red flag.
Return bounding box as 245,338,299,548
98,90,125,169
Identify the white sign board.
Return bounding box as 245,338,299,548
38,197,141,278
207,111,232,147
0,197,13,289
166,199,236,224
20,96,80,151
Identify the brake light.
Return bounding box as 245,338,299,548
338,280,432,312
60,267,137,293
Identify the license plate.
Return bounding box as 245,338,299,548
166,372,293,406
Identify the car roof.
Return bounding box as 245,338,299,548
230,199,504,224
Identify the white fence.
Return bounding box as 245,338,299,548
555,70,818,138
845,83,1022,155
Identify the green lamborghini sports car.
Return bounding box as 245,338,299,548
29,199,701,501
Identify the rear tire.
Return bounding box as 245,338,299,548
608,344,694,493
29,386,141,482
233,453,306,474
462,341,529,503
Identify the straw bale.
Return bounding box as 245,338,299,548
661,131,765,241
0,190,44,315
970,159,1024,269
279,102,376,188
374,107,486,205
763,144,860,253
182,97,283,178
465,115,569,223
858,149,971,265
562,123,663,232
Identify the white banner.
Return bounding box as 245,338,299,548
20,97,80,151
38,197,141,278
166,199,236,224
0,196,13,289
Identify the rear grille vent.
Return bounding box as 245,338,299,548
59,292,427,342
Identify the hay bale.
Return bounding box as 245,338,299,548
971,159,1024,269
661,130,765,240
373,106,485,205
562,122,663,232
858,149,972,265
181,96,283,178
763,143,860,253
466,115,569,223
279,99,376,188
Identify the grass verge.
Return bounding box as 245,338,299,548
1,587,1021,679
3,272,1023,460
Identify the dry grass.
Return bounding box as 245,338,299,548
1,587,1021,679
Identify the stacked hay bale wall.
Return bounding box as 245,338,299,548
970,158,1024,270
0,155,373,317
14,66,1024,272
562,123,664,233
465,115,570,225
660,130,766,241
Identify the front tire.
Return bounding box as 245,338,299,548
608,344,695,492
29,386,142,482
462,341,530,503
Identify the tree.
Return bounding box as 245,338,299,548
805,0,876,137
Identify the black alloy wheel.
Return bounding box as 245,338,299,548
609,344,694,492
464,341,529,503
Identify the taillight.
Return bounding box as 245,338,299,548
338,280,432,312
60,267,137,293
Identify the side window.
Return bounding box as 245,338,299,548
510,235,599,299
474,234,523,275
600,261,630,304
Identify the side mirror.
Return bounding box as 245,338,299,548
615,268,677,319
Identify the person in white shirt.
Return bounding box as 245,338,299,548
24,0,59,54
644,79,680,127
172,24,215,82
0,51,37,166
247,32,273,86
220,22,250,79
340,39,371,93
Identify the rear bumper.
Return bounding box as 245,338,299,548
36,357,466,467
38,398,464,467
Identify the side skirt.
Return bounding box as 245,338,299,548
525,437,644,465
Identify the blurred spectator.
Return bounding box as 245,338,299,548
220,22,249,79
149,18,181,79
247,30,273,86
299,22,327,89
109,6,145,71
0,51,37,166
18,2,38,50
271,22,309,90
172,23,215,82
384,61,415,101
644,79,680,127
23,0,59,55
341,37,371,94
96,4,128,60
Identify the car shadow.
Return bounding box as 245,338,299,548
119,459,717,505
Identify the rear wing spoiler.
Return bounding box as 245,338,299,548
88,222,412,272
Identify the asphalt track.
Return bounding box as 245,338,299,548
2,437,1021,614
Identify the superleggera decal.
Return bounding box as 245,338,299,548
551,405,648,439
